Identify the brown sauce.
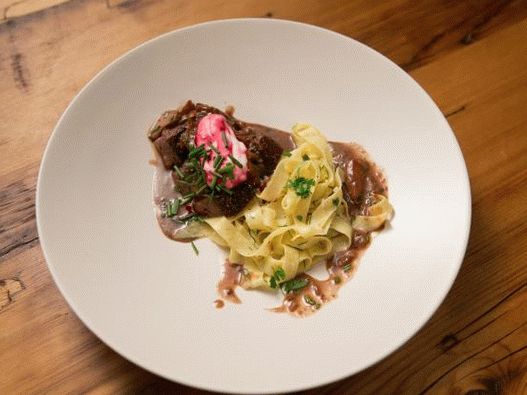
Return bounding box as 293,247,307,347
152,148,194,241
217,261,244,304
271,231,371,317
214,299,225,309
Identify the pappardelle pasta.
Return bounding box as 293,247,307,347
189,124,392,290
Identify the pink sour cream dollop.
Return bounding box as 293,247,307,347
195,114,248,189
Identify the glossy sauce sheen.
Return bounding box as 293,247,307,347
152,114,388,317
152,149,193,242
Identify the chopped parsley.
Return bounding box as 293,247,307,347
296,215,303,221
218,163,235,179
188,144,207,159
334,276,342,284
216,184,234,195
332,198,340,207
282,150,292,157
303,295,320,309
190,241,199,256
229,154,243,168
213,155,224,170
221,131,229,147
210,175,219,190
165,199,179,217
173,164,185,179
281,277,309,293
304,295,316,305
302,154,310,161
269,267,286,289
167,139,245,218
287,177,315,198
210,144,220,155
178,212,203,223
343,263,352,272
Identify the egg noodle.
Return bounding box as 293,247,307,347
188,124,392,289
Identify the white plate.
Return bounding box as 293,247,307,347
37,19,470,394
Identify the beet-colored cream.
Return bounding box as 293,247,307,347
195,114,248,189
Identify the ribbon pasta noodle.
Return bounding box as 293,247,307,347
188,124,392,290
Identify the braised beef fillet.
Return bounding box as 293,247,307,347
148,101,284,217
236,127,283,179
192,173,259,217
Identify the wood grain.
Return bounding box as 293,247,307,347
1,0,527,393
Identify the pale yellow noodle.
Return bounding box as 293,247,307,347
187,124,393,290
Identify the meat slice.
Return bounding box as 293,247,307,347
236,128,283,179
148,101,285,217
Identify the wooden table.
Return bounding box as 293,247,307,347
1,0,527,393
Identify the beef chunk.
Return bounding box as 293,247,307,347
192,173,259,217
149,100,286,217
236,129,283,179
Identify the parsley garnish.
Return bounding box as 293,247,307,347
269,267,286,289
287,177,315,198
218,163,235,180
179,212,199,223
304,295,320,310
304,295,320,309
221,131,229,147
173,164,185,179
343,263,352,272
282,150,291,157
281,278,309,293
296,215,303,221
302,154,309,161
332,198,340,207
188,144,207,159
210,175,219,190
334,276,342,284
213,155,224,170
304,295,316,305
210,145,220,155
190,241,199,256
229,154,243,168
165,198,179,217
216,184,234,195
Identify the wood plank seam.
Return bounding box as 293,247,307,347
420,312,527,394
402,0,514,71
0,235,39,261
456,343,527,385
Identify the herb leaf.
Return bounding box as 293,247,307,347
217,184,234,195
281,278,309,293
302,154,309,161
190,241,199,256
221,131,229,147
229,154,243,168
282,150,291,157
287,177,316,198
173,165,185,179
304,295,316,305
213,155,224,170
269,267,286,289
332,198,340,207
165,199,179,217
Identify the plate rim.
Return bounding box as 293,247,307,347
36,17,472,394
